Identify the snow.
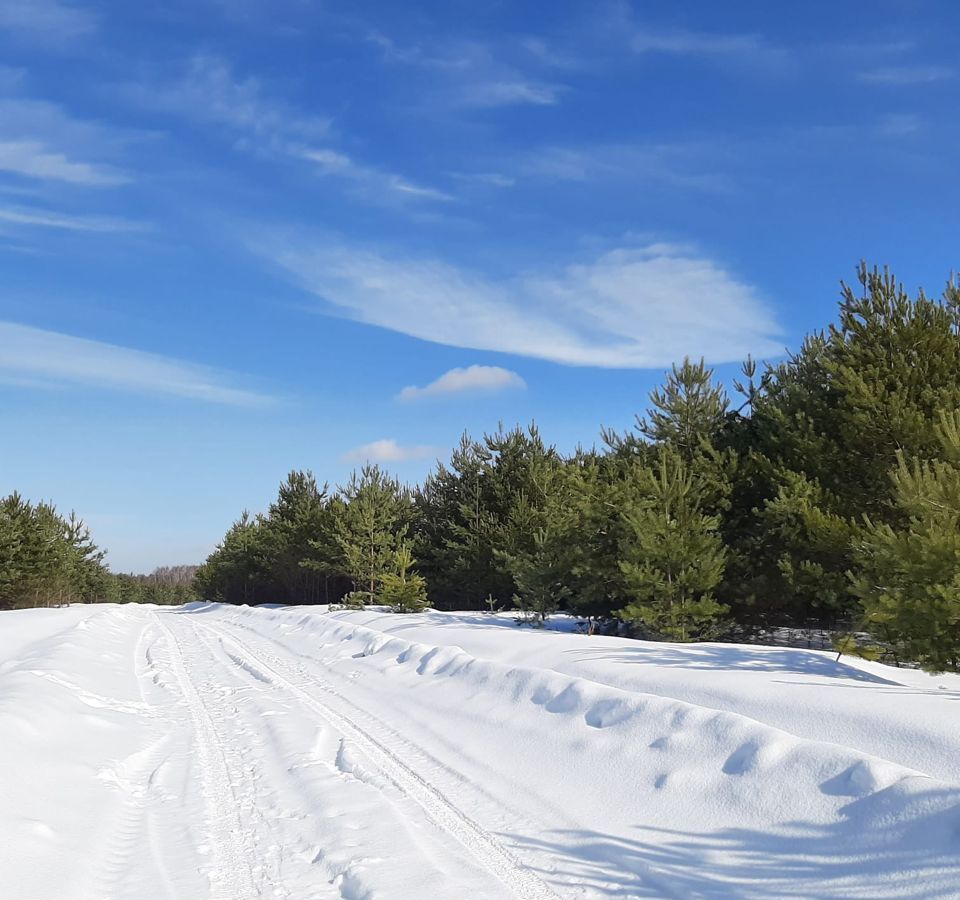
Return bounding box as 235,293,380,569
0,603,958,898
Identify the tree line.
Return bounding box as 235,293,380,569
0,493,199,610
0,492,108,609
196,264,960,673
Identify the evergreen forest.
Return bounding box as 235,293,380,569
4,265,959,672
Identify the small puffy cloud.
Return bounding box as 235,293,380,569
341,439,437,464
398,365,526,401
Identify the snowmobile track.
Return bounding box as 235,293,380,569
195,617,562,900
151,614,260,900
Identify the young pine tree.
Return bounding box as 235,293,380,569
745,264,960,625
377,543,428,613
618,447,728,642
851,410,960,672
638,357,730,462
261,470,330,604
332,464,412,602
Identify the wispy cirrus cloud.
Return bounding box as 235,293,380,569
0,205,147,232
133,56,451,206
341,438,437,464
519,143,735,193
0,322,275,405
593,2,787,69
450,171,515,188
298,147,453,203
456,78,562,108
130,54,330,140
858,65,953,86
875,113,922,138
0,96,133,186
398,365,526,401
0,139,126,186
369,32,566,109
630,27,767,57
257,237,782,368
0,0,97,42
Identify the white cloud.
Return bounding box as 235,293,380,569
0,139,126,185
0,205,146,232
0,322,274,405
0,0,97,41
132,58,451,207
600,5,785,68
137,55,330,140
858,65,953,86
630,28,765,56
298,147,452,203
451,171,515,188
258,239,783,368
876,114,922,138
0,97,134,186
518,143,734,193
458,79,561,108
341,439,437,463
370,33,567,109
398,365,526,401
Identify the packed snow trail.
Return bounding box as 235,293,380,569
195,618,562,900
1,603,959,899
151,614,260,899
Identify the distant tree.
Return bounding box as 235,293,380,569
416,424,562,610
261,470,330,604
193,511,270,604
415,433,509,609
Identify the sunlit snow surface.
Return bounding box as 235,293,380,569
1,603,958,899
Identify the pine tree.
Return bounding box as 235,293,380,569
0,493,108,608
851,410,960,672
415,433,510,608
378,543,428,613
638,357,730,462
416,424,562,610
617,447,728,641
194,511,270,604
736,264,960,625
261,470,330,604
332,465,412,601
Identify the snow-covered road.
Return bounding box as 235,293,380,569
1,603,958,899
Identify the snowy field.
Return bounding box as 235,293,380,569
1,603,958,899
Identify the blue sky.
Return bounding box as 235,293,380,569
1,0,957,571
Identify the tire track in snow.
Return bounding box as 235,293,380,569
195,618,562,900
86,735,176,900
151,613,260,900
